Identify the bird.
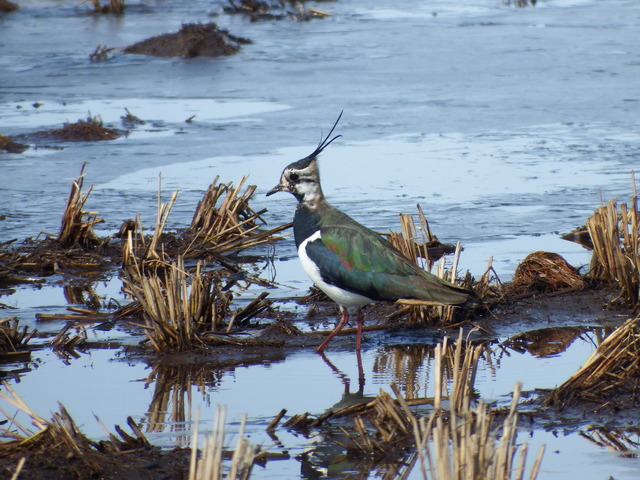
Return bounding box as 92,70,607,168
266,113,475,352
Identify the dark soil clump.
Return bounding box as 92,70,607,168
123,23,252,58
24,116,124,142
0,446,191,480
49,116,123,141
0,134,28,153
0,0,17,13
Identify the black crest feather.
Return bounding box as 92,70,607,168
291,112,343,169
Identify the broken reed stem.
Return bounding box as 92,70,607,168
189,176,267,247
586,172,639,306
146,177,179,260
57,163,102,248
189,406,256,480
544,315,640,407
0,382,150,457
391,208,469,325
412,332,544,480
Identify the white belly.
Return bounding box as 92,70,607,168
298,231,371,310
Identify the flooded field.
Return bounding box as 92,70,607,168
1,0,640,478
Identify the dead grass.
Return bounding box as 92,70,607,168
387,206,475,325
85,0,125,14
0,134,28,154
122,255,273,352
224,0,333,21
414,382,544,480
544,315,640,409
123,257,222,352
186,176,290,258
0,383,158,478
282,331,544,479
189,407,257,480
57,163,104,249
0,317,35,358
510,251,586,294
579,426,640,455
43,114,123,141
585,174,639,307
0,383,262,479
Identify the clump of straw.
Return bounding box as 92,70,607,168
189,407,257,480
510,251,586,294
586,173,639,307
123,257,226,352
57,163,104,249
283,331,544,479
0,317,35,356
186,176,289,258
0,383,151,477
387,205,475,325
544,315,640,409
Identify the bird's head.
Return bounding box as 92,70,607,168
266,112,343,204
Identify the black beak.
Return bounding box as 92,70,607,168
266,184,283,196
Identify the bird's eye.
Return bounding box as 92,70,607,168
289,173,299,181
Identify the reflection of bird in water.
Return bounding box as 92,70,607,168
319,350,372,412
267,113,475,353
299,351,377,480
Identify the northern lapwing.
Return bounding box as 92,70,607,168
267,114,475,352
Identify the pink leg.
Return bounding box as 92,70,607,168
355,309,364,351
316,311,349,353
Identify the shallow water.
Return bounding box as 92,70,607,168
2,0,640,478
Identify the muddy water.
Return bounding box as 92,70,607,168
1,0,640,478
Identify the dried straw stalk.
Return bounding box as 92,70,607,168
186,175,289,256
125,257,223,352
387,206,472,325
413,333,544,480
415,383,544,480
57,163,103,248
0,317,36,355
0,382,149,455
189,406,257,480
340,331,544,479
586,173,639,306
544,315,640,408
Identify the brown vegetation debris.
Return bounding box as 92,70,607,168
40,114,123,142
386,206,477,326
0,383,187,479
0,134,28,153
121,256,274,352
585,178,639,307
505,326,586,358
224,0,333,21
0,0,18,13
0,317,35,358
87,0,125,14
186,175,287,257
502,0,536,6
579,426,640,455
89,44,116,62
284,332,543,479
57,163,104,249
120,108,145,128
510,251,586,294
544,315,640,409
123,23,251,58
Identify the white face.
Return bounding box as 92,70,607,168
275,159,324,203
